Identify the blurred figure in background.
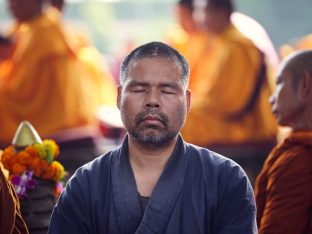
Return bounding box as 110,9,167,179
181,0,278,185
0,0,116,147
295,33,312,49
255,50,312,234
0,35,13,79
231,12,279,87
166,0,207,90
280,33,312,59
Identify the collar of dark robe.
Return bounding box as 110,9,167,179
111,134,190,234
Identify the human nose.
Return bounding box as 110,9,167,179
269,93,276,106
144,89,161,109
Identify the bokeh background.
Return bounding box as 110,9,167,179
1,0,311,60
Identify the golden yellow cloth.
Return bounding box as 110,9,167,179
181,24,277,146
295,33,312,49
1,160,29,234
0,13,116,144
166,25,207,90
255,131,312,234
279,34,312,59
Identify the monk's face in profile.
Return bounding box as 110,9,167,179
270,64,303,127
117,57,190,147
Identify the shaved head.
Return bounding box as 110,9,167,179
280,50,312,89
271,49,312,129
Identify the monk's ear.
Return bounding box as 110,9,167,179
117,85,122,110
299,71,312,99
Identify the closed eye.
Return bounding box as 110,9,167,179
131,88,145,93
161,89,176,94
160,86,178,94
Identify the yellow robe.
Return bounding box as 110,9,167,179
0,13,116,145
295,33,312,49
167,26,208,90
181,24,277,146
46,7,117,106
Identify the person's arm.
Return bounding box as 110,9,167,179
48,169,92,234
213,161,258,234
258,152,312,233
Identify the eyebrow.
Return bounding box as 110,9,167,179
127,80,181,90
127,80,148,87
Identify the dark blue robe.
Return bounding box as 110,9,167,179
48,135,257,233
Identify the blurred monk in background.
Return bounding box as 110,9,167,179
0,0,116,146
166,0,207,90
280,33,312,59
181,0,278,184
255,50,312,234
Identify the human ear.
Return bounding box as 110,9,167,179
299,71,312,99
117,85,122,110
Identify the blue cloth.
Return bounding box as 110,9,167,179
48,135,257,234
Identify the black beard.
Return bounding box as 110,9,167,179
129,109,177,147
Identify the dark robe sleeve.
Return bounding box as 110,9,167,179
213,161,257,234
48,166,93,234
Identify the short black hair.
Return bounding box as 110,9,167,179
206,0,234,14
120,41,190,89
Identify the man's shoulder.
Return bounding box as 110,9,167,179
185,143,253,197
186,143,243,173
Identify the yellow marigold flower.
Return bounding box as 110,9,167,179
1,139,65,182
51,161,65,181
43,140,59,156
33,143,46,159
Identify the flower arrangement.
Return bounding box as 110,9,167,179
0,121,65,198
1,139,64,182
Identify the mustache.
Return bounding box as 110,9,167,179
135,109,168,126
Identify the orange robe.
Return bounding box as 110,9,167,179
166,25,207,90
0,12,116,145
181,23,277,146
255,131,312,233
0,162,29,234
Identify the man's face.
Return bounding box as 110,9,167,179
203,5,226,34
8,0,37,22
270,65,303,127
117,57,190,147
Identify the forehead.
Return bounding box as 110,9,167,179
127,57,182,82
276,60,293,82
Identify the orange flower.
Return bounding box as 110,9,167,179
0,139,64,182
12,163,26,175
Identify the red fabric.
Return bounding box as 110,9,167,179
0,165,29,234
255,131,312,234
